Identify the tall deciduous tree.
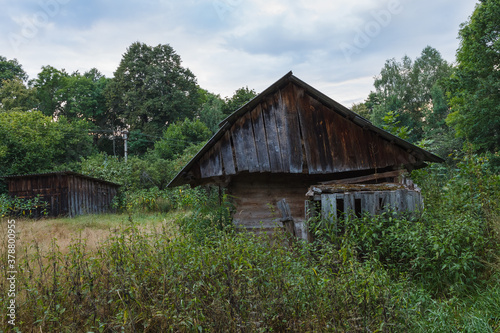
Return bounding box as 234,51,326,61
0,56,27,87
154,118,212,160
369,46,452,142
108,42,200,138
31,65,68,116
0,78,38,112
446,0,500,153
221,86,257,116
0,110,94,175
197,89,224,133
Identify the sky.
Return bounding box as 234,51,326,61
1,0,478,106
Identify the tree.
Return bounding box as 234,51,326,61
0,110,95,175
0,78,38,112
59,69,113,128
154,118,211,160
221,86,257,116
0,56,27,87
197,89,225,133
108,42,200,137
31,65,68,116
370,46,452,142
446,0,500,153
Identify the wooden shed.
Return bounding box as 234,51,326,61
168,72,443,238
2,171,120,217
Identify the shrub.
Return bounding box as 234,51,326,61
0,194,48,218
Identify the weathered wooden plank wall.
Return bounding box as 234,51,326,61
319,190,422,224
5,172,119,217
193,81,418,182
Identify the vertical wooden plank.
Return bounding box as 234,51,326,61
262,97,283,172
308,96,333,173
69,177,74,217
220,131,236,175
85,178,90,214
251,104,271,172
323,107,346,173
295,86,320,173
321,194,337,224
241,113,260,173
344,193,355,220
406,191,415,212
275,91,290,172
280,83,303,173
361,193,375,215
200,153,211,178
77,177,82,216
231,117,248,172
209,142,224,177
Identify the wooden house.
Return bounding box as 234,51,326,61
2,171,120,217
168,72,443,239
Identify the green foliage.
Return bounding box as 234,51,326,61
197,89,225,133
0,78,38,112
30,65,68,117
308,150,500,296
60,69,113,127
381,110,411,140
154,118,211,160
0,194,48,217
177,191,234,243
221,86,257,116
107,42,200,137
369,46,452,142
0,110,95,175
1,216,413,332
446,0,500,153
0,56,27,86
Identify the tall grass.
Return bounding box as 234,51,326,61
1,151,499,332
1,218,416,332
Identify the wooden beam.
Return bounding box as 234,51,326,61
319,170,404,185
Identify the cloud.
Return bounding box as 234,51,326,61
0,0,479,105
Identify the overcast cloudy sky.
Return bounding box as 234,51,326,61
1,0,477,106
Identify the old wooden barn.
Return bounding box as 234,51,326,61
168,72,443,239
2,171,120,217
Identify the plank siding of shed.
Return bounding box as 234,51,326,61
262,95,283,173
191,81,423,184
251,104,271,173
220,131,236,175
5,173,117,217
281,84,304,173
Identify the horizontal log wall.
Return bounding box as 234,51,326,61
228,174,313,239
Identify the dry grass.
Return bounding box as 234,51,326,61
1,211,182,255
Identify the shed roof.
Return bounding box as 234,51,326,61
1,171,121,187
168,72,443,187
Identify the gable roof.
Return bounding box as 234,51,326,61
168,71,443,187
1,171,121,187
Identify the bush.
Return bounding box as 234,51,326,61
308,150,500,295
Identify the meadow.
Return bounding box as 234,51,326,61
1,153,499,332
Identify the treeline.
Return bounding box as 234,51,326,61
354,0,499,166
0,42,256,192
